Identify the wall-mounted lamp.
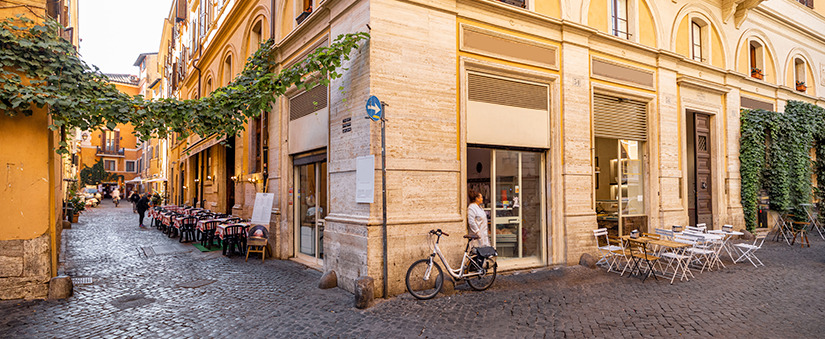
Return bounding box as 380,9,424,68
194,178,200,183
230,175,238,182
183,185,188,189
206,175,212,180
247,177,255,183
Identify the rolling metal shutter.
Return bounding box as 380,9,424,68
289,84,328,121
593,93,647,141
468,73,548,111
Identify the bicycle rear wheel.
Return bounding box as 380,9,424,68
466,257,497,291
405,258,443,300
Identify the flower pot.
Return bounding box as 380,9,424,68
751,71,763,80
796,84,807,92
71,213,79,223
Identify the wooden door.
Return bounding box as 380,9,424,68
694,114,713,227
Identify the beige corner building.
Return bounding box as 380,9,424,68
158,0,825,297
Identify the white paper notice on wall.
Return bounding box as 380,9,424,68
356,155,375,204
251,193,275,225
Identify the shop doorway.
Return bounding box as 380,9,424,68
687,112,713,227
467,147,544,265
224,138,235,215
594,138,646,236
293,153,327,266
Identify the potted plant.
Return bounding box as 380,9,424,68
150,193,162,207
69,196,85,223
751,67,763,80
796,81,807,92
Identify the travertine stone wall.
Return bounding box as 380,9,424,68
0,234,51,300
657,62,685,228
560,33,596,265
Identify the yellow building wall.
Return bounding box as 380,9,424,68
588,0,608,34
710,25,724,68
113,83,139,96
638,1,656,48
535,0,560,19
0,108,52,240
674,16,689,57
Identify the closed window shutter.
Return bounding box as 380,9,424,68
468,73,548,111
114,131,120,151
176,0,187,22
593,93,647,141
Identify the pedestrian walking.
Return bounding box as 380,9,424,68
137,193,150,228
129,191,140,213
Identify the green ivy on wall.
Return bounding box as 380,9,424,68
740,101,825,230
0,16,370,154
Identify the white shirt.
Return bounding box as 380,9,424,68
467,203,491,247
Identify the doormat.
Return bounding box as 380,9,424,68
192,243,223,252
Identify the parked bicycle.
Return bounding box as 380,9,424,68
405,229,498,300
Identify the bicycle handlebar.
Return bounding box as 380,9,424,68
429,229,449,236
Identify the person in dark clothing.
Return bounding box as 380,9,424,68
137,194,150,228
129,191,140,213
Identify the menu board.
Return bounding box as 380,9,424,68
251,193,275,225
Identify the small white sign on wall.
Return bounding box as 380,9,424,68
356,155,375,203
251,193,275,225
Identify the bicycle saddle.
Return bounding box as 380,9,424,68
463,234,480,240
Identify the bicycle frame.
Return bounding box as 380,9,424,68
424,232,484,281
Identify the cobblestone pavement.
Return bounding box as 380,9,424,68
2,201,825,338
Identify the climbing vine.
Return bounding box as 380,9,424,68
0,16,370,153
739,101,825,230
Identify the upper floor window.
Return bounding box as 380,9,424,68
794,58,807,92
222,55,232,86
126,161,136,173
691,21,704,62
749,40,764,80
610,0,629,39
248,20,263,57
499,0,527,8
797,0,814,9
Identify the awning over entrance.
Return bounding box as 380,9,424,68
182,134,225,160
124,177,143,184
144,177,167,183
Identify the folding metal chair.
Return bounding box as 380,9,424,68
801,204,825,240
734,231,768,267
625,238,660,282
771,212,792,245
592,228,623,272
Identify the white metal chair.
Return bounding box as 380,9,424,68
682,233,715,273
662,235,696,284
771,213,792,245
655,228,674,241
686,225,706,233
734,231,768,267
593,228,624,272
801,204,825,240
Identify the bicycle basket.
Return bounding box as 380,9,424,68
474,246,498,258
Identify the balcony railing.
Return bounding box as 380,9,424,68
96,146,125,156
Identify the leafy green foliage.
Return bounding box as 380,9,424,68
68,195,85,214
1,16,370,153
740,101,825,229
79,160,123,186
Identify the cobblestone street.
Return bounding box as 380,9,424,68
0,202,823,337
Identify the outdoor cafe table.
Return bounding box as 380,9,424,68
196,218,229,232
215,222,251,240
708,229,745,264
619,236,692,282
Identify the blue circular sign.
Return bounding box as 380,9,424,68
366,95,383,121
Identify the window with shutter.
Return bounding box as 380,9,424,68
114,131,120,153
176,0,187,22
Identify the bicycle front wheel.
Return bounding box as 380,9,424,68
466,257,497,291
405,258,443,300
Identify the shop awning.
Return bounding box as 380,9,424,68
182,134,225,160
124,177,143,184
144,177,168,183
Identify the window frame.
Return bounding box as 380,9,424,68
104,159,117,172
610,0,630,40
691,21,703,62
748,39,765,80
126,160,136,173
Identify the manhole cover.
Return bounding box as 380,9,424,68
177,279,216,288
72,277,93,285
111,294,155,310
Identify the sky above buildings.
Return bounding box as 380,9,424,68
79,0,170,75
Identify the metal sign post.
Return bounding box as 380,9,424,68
366,95,389,298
